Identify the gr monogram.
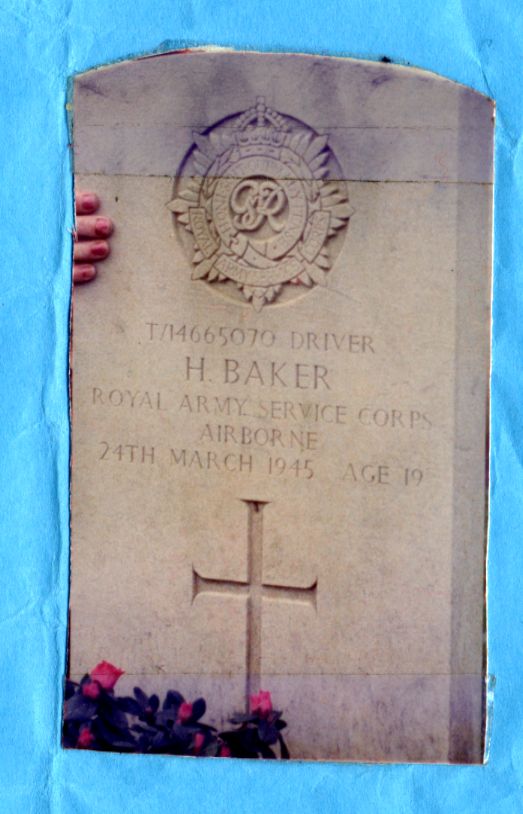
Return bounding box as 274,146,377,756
230,179,286,233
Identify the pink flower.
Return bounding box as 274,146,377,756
77,725,95,749
81,679,101,700
177,701,193,724
89,661,124,691
250,690,273,718
219,744,232,757
193,732,205,755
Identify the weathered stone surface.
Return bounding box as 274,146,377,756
69,50,492,762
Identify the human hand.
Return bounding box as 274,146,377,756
73,191,113,283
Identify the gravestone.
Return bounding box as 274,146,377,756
69,50,493,762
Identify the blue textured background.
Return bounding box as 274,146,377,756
0,1,521,811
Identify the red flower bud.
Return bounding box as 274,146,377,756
77,725,95,749
177,701,193,724
82,679,101,700
193,732,205,755
249,690,273,718
89,661,124,691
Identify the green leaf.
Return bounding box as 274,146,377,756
64,680,78,700
156,709,176,727
202,740,219,757
258,720,278,745
278,734,290,759
163,690,184,710
98,699,129,731
95,719,135,747
168,724,193,750
65,694,97,722
152,731,168,749
229,712,255,724
258,742,277,759
133,687,148,708
131,724,158,737
192,697,206,721
196,723,217,733
117,697,142,716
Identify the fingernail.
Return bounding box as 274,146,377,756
77,264,96,281
91,241,108,258
82,194,98,212
95,217,113,237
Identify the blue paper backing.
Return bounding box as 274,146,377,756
1,1,521,811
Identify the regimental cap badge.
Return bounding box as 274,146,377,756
169,97,353,310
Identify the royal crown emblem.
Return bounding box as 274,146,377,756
169,97,352,310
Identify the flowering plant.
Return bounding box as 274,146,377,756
63,662,289,759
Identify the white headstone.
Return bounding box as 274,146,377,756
69,50,493,762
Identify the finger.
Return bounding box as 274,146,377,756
75,191,100,215
73,239,110,262
75,215,114,240
73,263,97,284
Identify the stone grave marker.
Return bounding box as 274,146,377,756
69,50,493,762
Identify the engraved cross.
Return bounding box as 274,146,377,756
192,499,317,711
